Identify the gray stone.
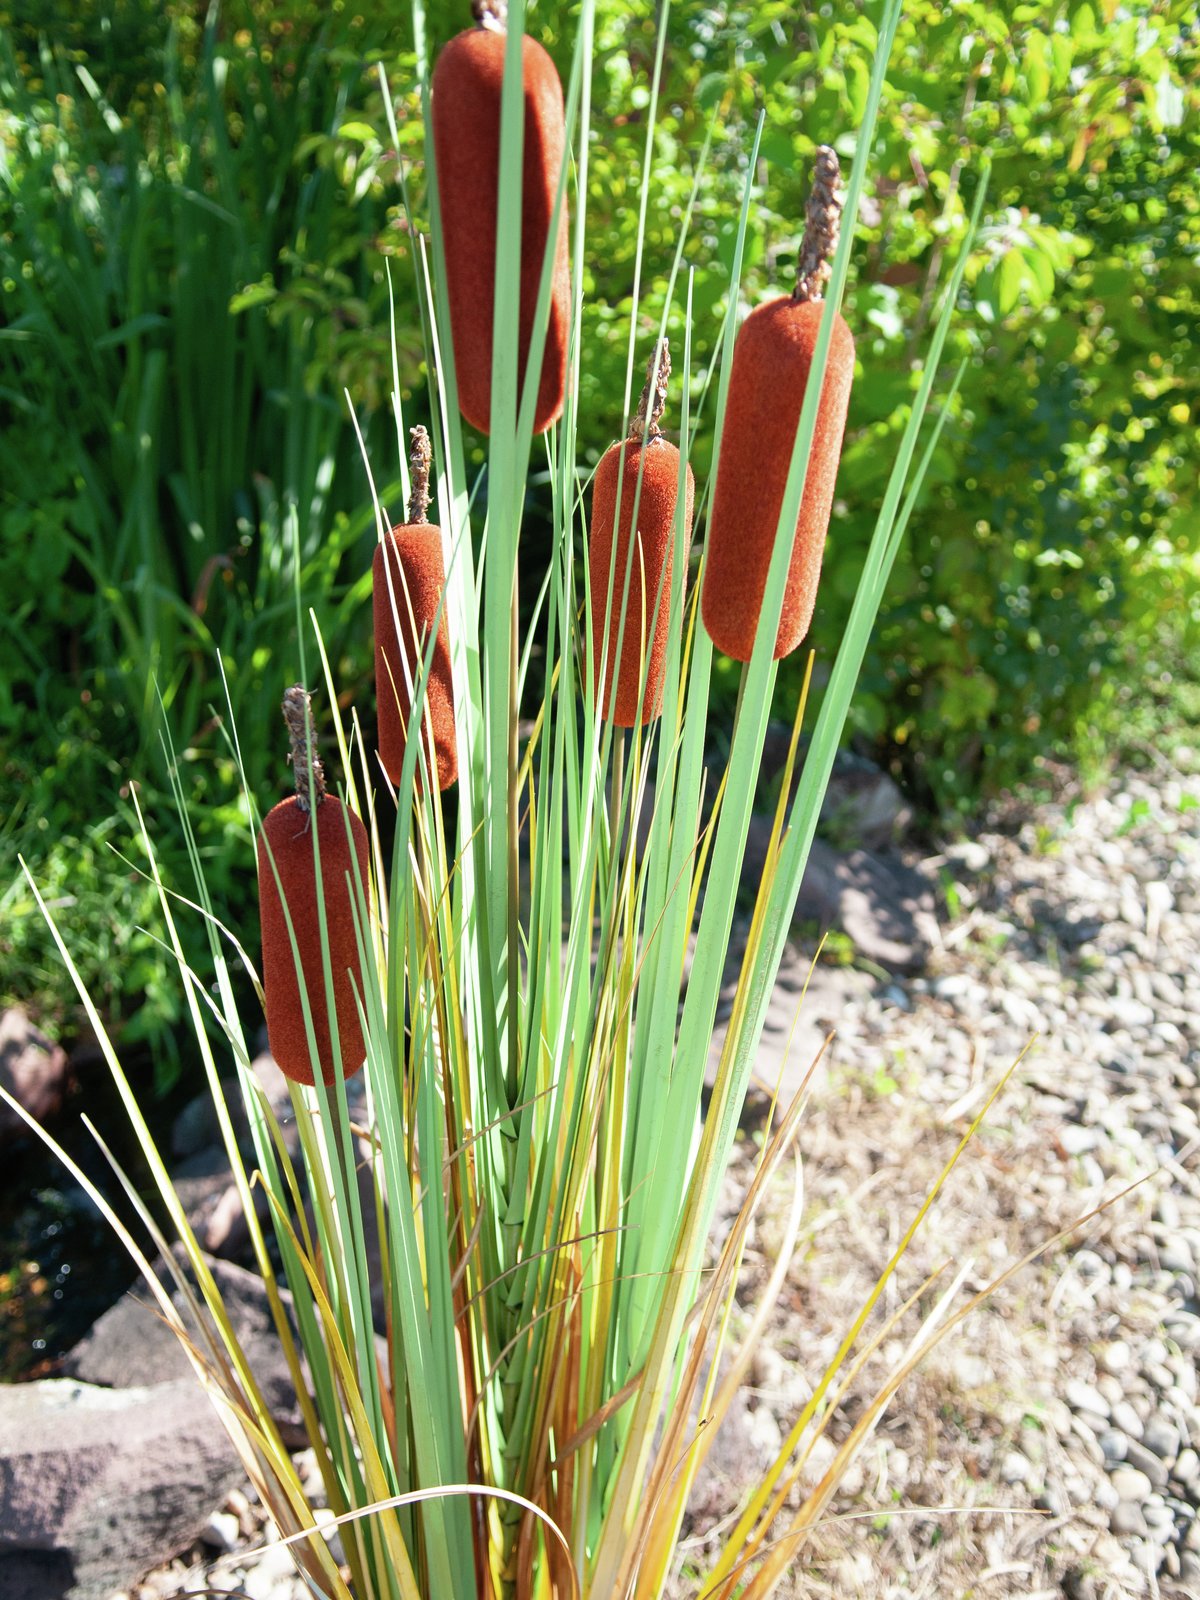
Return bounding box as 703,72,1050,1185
63,1252,306,1447
999,1449,1032,1486
1110,1465,1153,1503
1099,1339,1132,1374
1098,1429,1128,1465
1065,1379,1111,1420
1142,1497,1175,1538
1106,996,1155,1029
1124,1438,1170,1489
1161,1241,1196,1275
1173,1446,1200,1486
1165,1312,1200,1350
0,1008,69,1144
0,1378,244,1600
1109,1399,1142,1442
1110,1500,1149,1538
944,840,990,874
202,1511,240,1553
1141,1413,1180,1461
1059,1124,1099,1155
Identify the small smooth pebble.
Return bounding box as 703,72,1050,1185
202,1511,241,1553
1111,1501,1149,1538
1066,1379,1111,1420
1111,1466,1153,1503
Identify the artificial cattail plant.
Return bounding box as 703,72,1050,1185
702,146,856,661
432,0,571,434
256,686,370,1086
10,4,1016,1598
373,425,458,791
588,338,694,726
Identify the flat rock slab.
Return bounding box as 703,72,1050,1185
0,1377,244,1600
708,945,876,1120
63,1252,304,1444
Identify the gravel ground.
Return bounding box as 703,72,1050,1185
110,753,1200,1599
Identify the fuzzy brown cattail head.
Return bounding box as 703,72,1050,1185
701,146,855,664
257,690,370,1086
589,339,695,727
374,429,458,791
432,5,570,435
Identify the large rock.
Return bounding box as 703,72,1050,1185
832,849,939,974
0,1009,69,1145
170,1051,293,1161
0,1377,245,1600
63,1252,305,1445
762,837,938,975
820,750,913,850
755,733,913,851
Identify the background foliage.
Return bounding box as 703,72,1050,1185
2,0,1197,1057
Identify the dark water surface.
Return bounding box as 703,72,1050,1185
0,1044,193,1381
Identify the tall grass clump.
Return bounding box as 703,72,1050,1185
8,2,1028,1594
0,7,399,1050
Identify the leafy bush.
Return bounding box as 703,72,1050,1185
0,5,407,1048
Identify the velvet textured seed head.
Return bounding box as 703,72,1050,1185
589,342,694,726
374,427,458,792
590,439,694,726
432,20,570,435
257,793,371,1088
374,530,458,792
702,145,855,662
702,299,854,661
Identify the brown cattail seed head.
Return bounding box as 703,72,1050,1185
374,439,458,791
702,148,854,662
258,693,370,1086
589,342,694,726
432,21,570,435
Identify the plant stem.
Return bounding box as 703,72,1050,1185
407,425,433,525
281,684,326,814
472,0,508,30
630,338,670,442
793,145,844,304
